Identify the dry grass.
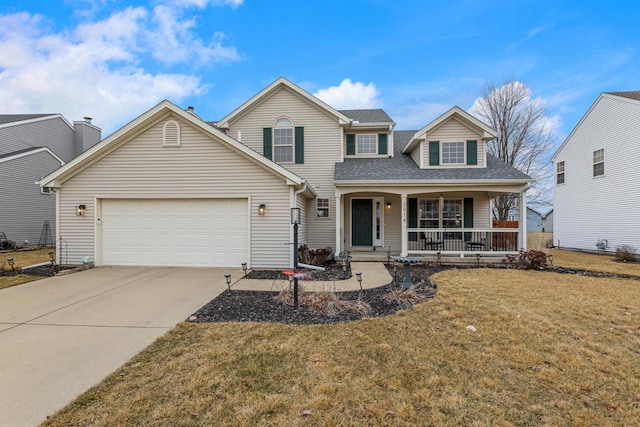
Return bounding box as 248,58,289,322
44,268,640,426
1,248,53,271
274,288,372,317
546,248,640,276
0,248,53,289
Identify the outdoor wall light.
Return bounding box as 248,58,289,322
386,202,392,211
76,205,86,216
258,204,266,216
291,207,301,225
242,262,247,275
224,273,231,290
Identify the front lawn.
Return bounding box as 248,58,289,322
546,248,640,276
0,248,54,289
44,268,640,426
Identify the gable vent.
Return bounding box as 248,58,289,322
163,120,181,146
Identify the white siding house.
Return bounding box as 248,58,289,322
42,77,532,268
552,91,640,252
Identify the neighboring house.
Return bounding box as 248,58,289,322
552,91,640,252
541,209,553,233
526,207,543,232
0,115,101,246
41,77,532,268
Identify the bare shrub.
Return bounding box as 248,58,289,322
274,288,371,317
505,250,548,270
298,244,330,266
614,245,637,263
384,288,429,309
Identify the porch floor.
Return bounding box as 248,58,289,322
349,250,509,266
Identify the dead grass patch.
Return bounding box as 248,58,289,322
547,249,640,276
384,287,429,308
0,274,42,290
44,268,640,426
1,248,53,271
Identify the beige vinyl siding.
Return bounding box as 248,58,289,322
410,143,422,167
59,116,293,268
423,117,485,168
227,87,342,250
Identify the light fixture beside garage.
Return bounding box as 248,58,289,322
76,205,86,216
258,204,266,216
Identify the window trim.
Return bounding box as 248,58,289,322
273,117,294,163
418,198,463,228
40,186,51,195
556,161,565,185
593,149,604,177
441,141,465,165
356,134,378,155
316,198,330,218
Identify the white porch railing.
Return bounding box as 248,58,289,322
407,228,520,253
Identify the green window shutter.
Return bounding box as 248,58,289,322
466,140,477,165
378,133,388,155
346,134,355,155
409,198,418,241
295,127,304,164
263,128,272,160
429,141,440,166
463,197,474,241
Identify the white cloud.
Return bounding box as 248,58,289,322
0,3,240,134
170,0,244,8
313,79,383,109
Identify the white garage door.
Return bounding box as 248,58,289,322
101,199,248,267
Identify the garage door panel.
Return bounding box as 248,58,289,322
101,199,248,267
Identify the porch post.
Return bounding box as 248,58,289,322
401,194,408,256
335,193,342,254
519,190,527,250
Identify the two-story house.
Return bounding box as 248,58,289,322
0,114,100,246
40,77,531,268
552,91,640,252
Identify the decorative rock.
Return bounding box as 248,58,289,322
188,315,197,321
302,410,312,416
466,325,477,332
386,410,395,416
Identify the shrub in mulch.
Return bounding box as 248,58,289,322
503,250,549,270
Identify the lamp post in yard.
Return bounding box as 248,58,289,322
291,207,301,310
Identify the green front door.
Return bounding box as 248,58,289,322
352,199,373,246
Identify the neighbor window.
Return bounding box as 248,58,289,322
442,142,464,164
556,161,565,184
593,149,604,177
357,134,377,154
316,198,330,218
40,187,50,194
273,118,293,163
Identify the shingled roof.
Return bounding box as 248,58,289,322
334,130,532,182
339,109,394,124
607,91,640,101
0,114,55,125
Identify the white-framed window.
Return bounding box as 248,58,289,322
442,142,464,164
357,134,377,154
316,198,330,218
163,120,180,146
593,149,604,177
419,199,462,228
274,117,294,163
556,161,565,184
40,187,50,194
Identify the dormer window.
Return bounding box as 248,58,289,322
442,142,464,164
357,135,377,154
346,133,388,156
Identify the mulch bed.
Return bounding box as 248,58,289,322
0,265,76,277
188,264,450,325
245,264,351,281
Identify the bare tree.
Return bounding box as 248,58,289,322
471,79,555,220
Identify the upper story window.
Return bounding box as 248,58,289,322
357,134,377,154
556,161,565,184
593,149,604,177
442,142,465,164
273,118,293,163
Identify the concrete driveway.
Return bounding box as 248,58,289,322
0,266,236,427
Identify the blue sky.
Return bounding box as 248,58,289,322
1,0,639,147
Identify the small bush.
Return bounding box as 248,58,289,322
614,245,637,263
505,250,549,270
274,288,371,317
298,244,330,266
